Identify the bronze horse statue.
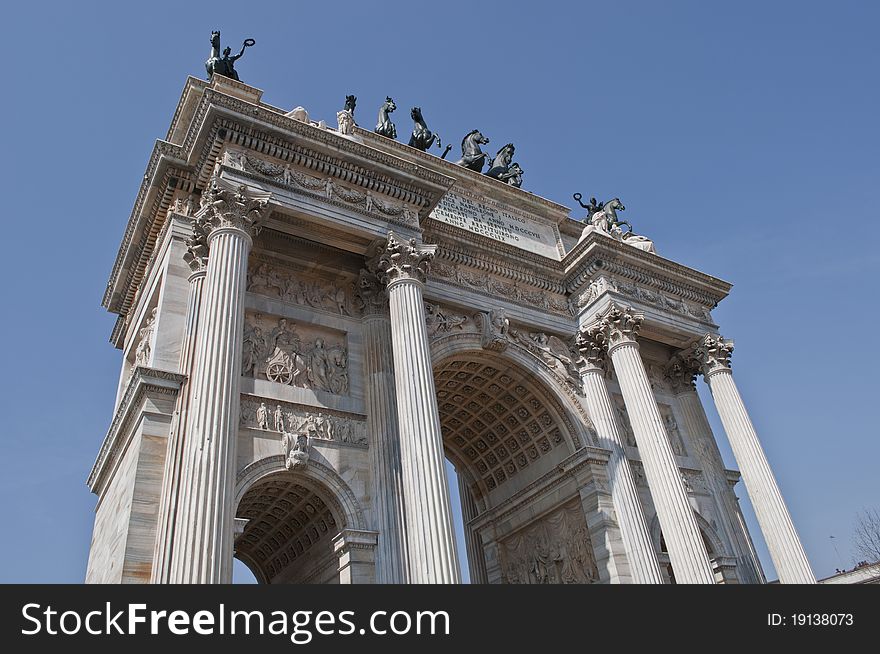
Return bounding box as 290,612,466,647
485,143,515,179
454,129,491,171
408,107,442,152
374,97,397,139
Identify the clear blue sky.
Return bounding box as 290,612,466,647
1,1,877,583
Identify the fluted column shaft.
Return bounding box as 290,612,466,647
587,304,715,584
704,364,814,583
578,361,663,583
610,344,715,583
172,180,269,584
362,307,409,583
183,226,251,583
152,267,206,583
670,379,763,583
377,233,460,584
458,475,488,584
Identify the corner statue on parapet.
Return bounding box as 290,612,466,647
205,30,255,81
574,193,656,253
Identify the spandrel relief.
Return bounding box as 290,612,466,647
243,312,349,396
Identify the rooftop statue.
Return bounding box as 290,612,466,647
408,107,443,152
454,129,491,172
374,97,397,139
205,30,255,81
573,193,604,220
485,143,515,180
344,94,357,117
575,194,656,253
498,162,524,188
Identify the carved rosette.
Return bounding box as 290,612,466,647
353,268,389,316
182,215,210,273
665,355,699,393
585,304,643,354
375,231,436,286
575,328,608,375
686,333,734,377
198,177,271,241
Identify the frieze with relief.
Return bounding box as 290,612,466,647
428,260,574,317
242,312,349,395
573,275,712,322
222,148,419,228
240,396,367,446
247,258,353,317
500,499,599,584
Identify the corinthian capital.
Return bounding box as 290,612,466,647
375,231,436,286
199,177,271,239
354,268,389,315
575,327,608,374
182,215,210,273
665,355,699,393
685,333,734,377
586,303,643,352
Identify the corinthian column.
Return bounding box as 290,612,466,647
575,331,663,583
376,232,460,584
356,266,409,583
174,179,269,584
152,219,209,583
666,357,763,583
587,304,715,584
686,334,815,584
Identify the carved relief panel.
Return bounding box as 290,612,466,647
247,257,354,317
242,311,349,396
240,396,367,446
500,499,599,584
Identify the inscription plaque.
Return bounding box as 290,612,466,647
430,192,562,260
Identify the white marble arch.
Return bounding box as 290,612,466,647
233,455,368,584
429,333,598,509
431,334,596,434
235,455,367,531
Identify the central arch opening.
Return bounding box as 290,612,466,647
433,350,599,584
234,471,344,584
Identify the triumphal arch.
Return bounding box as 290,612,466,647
86,69,816,584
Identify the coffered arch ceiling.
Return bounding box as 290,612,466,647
434,354,580,505
235,472,342,584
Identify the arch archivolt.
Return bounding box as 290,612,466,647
430,330,599,509
233,456,367,584
235,455,366,530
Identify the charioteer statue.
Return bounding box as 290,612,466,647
205,30,255,81
574,193,656,253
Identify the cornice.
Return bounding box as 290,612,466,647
351,126,572,222
193,89,456,192
104,79,457,325
564,232,732,307
426,223,566,291
102,143,192,314
87,367,186,495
